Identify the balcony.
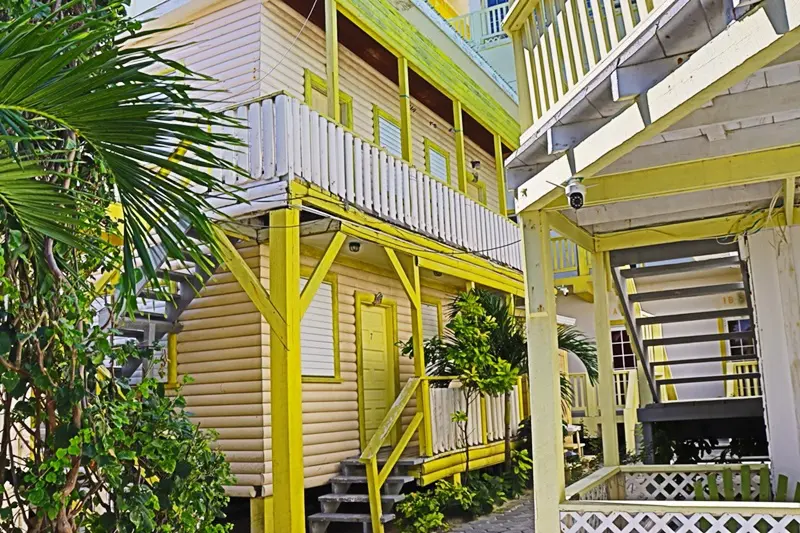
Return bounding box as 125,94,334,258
551,236,593,299
449,3,511,52
211,93,522,272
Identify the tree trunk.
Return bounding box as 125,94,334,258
464,390,471,485
504,390,512,470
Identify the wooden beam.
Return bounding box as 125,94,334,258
511,31,535,130
592,251,621,467
300,231,346,317
520,210,564,532
611,54,692,101
546,145,800,211
786,177,796,225
398,57,413,163
548,210,596,252
325,0,340,122
269,207,305,533
212,226,288,348
494,134,509,214
595,208,800,251
517,8,800,212
547,118,612,154
453,100,468,193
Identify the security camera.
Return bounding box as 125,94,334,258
565,178,586,210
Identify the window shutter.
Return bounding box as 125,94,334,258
422,303,440,340
428,148,448,183
299,277,336,377
378,116,403,157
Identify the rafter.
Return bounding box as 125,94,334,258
300,231,346,317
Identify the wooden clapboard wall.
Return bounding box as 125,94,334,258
176,242,456,494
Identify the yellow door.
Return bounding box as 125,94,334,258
360,304,396,447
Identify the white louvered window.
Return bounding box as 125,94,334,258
299,277,336,377
377,111,402,157
422,303,441,340
427,146,449,183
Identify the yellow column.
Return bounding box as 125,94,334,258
325,0,340,122
270,207,305,533
167,332,177,387
453,100,467,193
250,497,274,533
592,251,621,467
398,57,413,163
493,134,507,215
520,210,564,532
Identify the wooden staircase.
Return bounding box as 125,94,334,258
609,239,760,404
308,456,421,533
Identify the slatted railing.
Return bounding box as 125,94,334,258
215,93,522,271
449,2,512,50
505,0,661,127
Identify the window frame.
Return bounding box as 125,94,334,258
303,69,354,129
610,326,636,370
421,296,444,339
299,267,341,383
423,138,452,185
372,105,402,157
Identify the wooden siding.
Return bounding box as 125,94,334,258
176,241,456,493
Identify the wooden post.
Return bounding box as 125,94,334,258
510,30,534,129
325,0,340,122
592,250,621,467
520,210,564,532
398,57,413,163
250,497,274,533
453,100,467,193
493,133,507,215
167,332,177,387
269,207,305,533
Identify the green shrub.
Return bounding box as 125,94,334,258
502,449,533,498
466,473,508,515
396,491,447,533
434,480,474,516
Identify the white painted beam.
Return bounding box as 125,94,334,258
547,118,613,154
516,6,800,214
701,124,727,141
611,54,692,101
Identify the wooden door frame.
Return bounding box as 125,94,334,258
355,291,400,450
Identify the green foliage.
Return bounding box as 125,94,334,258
558,325,599,384
502,449,533,498
433,480,474,516
395,491,447,533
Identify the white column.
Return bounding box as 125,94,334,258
746,227,800,487
520,210,564,531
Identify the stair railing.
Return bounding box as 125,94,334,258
360,377,423,533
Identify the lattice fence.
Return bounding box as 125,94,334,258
560,510,800,532
623,469,763,501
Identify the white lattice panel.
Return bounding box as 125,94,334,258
561,511,800,532
624,470,762,501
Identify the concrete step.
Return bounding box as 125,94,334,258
644,330,754,348
621,256,741,279
329,475,414,485
318,493,406,504
637,307,752,326
308,512,395,533
629,283,745,303
650,354,758,367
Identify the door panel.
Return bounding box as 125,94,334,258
360,305,393,446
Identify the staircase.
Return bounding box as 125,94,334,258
609,239,760,404
99,224,222,379
308,455,419,533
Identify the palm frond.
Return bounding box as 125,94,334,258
558,325,598,384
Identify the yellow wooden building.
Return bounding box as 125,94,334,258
124,0,529,531
504,0,800,525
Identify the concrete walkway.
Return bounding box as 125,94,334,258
449,498,534,532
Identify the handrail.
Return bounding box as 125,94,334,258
360,377,422,533
565,466,621,500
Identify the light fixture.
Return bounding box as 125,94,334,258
373,292,384,305
433,271,442,277
470,160,481,170
348,241,361,253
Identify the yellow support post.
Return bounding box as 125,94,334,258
520,210,564,532
494,134,508,215
325,0,340,122
167,332,177,388
250,497,274,533
398,57,413,163
453,100,467,193
786,177,796,226
592,251,621,468
269,207,305,533
480,396,489,445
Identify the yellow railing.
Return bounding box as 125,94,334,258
360,377,423,533
504,0,661,128
568,369,631,411
731,361,761,397
551,236,592,275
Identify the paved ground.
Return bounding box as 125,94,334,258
449,497,534,533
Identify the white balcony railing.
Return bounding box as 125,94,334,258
216,94,522,271
449,3,511,51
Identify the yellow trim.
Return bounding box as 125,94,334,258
299,265,342,383
423,138,452,185
398,57,413,163
303,69,353,128
325,0,340,122
372,104,402,156
494,134,508,215
453,100,467,193
416,441,519,485
786,177,796,226
718,317,728,378
479,396,489,445
166,333,178,389
355,291,401,450
549,211,596,253
250,496,274,533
